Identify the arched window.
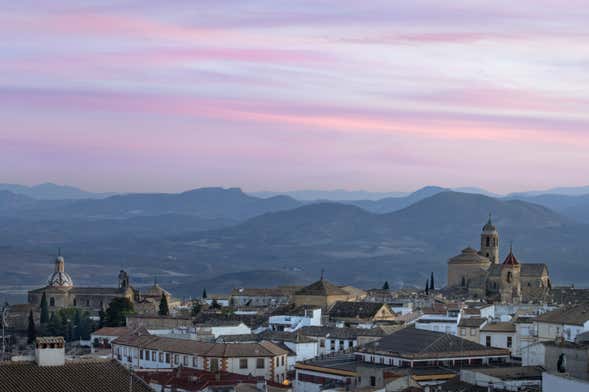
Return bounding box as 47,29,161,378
73,298,77,306
50,297,55,306
507,272,512,283
486,237,490,247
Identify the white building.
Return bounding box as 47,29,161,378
535,304,589,342
480,322,517,356
111,330,289,383
269,307,321,332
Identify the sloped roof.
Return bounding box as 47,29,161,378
91,327,131,337
358,327,509,359
448,247,490,264
536,303,589,326
503,250,519,266
520,264,548,276
328,301,389,319
295,279,349,296
458,317,487,328
112,333,287,357
0,359,153,392
299,326,385,339
480,322,516,333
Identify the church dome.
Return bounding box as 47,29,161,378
482,214,497,233
448,247,491,264
48,255,74,288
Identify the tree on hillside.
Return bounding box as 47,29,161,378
191,302,202,317
430,272,435,291
202,288,207,299
40,292,49,324
425,280,429,295
27,310,37,344
158,293,169,316
210,299,221,309
104,298,134,327
382,281,390,290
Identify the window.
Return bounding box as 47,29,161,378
281,356,284,366
152,351,157,361
507,272,512,283
73,298,77,306
348,341,353,349
330,340,335,351
174,354,179,365
50,297,55,306
339,340,344,350
486,237,490,247
370,376,376,387
319,339,325,348
257,358,265,369
460,328,466,336
240,358,248,369
486,336,491,347
165,353,171,363
86,299,90,306
210,358,219,371
470,329,477,336
183,356,189,366
140,350,144,360
507,336,512,348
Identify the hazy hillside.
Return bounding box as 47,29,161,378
0,182,114,199
342,186,448,213
2,189,589,299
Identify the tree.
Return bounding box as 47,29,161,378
425,280,429,295
202,288,207,299
430,272,435,291
158,293,169,316
48,311,64,336
191,302,202,317
104,298,134,327
210,299,221,309
27,310,37,344
382,281,390,290
40,292,49,324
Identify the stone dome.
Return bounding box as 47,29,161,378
48,256,74,288
482,214,497,233
448,246,491,264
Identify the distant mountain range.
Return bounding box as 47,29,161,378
0,182,115,199
2,183,589,299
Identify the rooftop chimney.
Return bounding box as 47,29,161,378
35,336,65,367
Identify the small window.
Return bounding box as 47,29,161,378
507,336,512,348
165,353,171,363
210,358,219,371
348,341,353,348
73,298,77,306
174,354,179,364
50,297,55,307
370,376,376,387
470,329,477,336
281,356,284,366
319,339,325,348
257,358,265,369
86,299,90,306
460,328,466,336
159,352,164,362
486,336,491,347
183,356,188,366
339,340,344,350
140,350,144,360
240,358,248,369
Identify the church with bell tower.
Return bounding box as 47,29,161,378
447,216,551,303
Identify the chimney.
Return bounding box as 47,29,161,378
35,337,65,367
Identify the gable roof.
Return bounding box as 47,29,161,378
357,327,509,359
502,250,519,266
328,301,389,319
480,322,516,333
458,317,487,328
0,359,153,392
536,303,589,326
520,264,548,276
295,279,349,296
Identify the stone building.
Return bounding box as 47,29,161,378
447,216,551,303
27,254,174,315
293,279,362,309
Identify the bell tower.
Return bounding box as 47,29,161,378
480,214,499,263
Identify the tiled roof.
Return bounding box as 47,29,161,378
357,327,509,359
92,327,130,337
457,318,487,328
536,303,589,326
480,322,516,333
270,304,319,316
258,330,315,343
473,366,543,380
520,264,548,276
299,326,385,340
295,279,348,296
192,313,267,329
502,250,519,266
112,333,287,358
0,359,153,392
328,301,388,319
230,287,299,297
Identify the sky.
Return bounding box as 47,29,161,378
1,1,589,194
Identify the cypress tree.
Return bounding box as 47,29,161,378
382,281,390,290
425,280,429,295
430,272,435,291
27,310,37,344
40,292,49,324
158,293,169,316
202,288,207,299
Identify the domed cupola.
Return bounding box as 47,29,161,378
48,254,74,288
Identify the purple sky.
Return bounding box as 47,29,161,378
2,1,589,193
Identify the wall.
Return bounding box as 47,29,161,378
543,372,589,392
